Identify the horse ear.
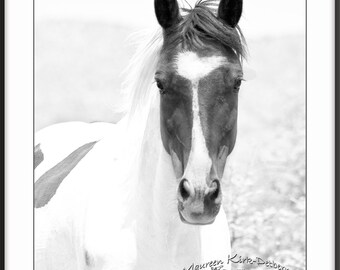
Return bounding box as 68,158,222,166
217,0,243,28
154,0,181,29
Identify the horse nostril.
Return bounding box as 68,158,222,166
207,180,221,202
178,179,193,201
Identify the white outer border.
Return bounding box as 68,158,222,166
4,0,335,269
5,0,33,269
307,0,335,269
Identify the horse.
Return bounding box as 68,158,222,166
34,0,247,269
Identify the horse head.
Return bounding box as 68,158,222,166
154,0,245,225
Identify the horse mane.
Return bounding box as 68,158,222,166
122,29,163,121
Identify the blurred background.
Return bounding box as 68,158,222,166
35,0,305,269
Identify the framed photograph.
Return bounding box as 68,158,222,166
4,0,336,269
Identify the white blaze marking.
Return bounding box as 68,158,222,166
176,51,226,81
176,51,226,186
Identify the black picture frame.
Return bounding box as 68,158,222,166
336,0,339,268
2,0,5,268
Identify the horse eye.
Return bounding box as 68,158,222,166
156,80,166,95
233,79,242,93
156,80,163,89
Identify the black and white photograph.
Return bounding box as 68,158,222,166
5,0,337,269
33,0,306,269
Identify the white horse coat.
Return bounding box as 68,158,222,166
35,112,232,270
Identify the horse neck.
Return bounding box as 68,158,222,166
132,98,203,265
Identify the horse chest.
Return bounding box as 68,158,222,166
84,221,200,270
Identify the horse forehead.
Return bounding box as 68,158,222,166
175,51,227,81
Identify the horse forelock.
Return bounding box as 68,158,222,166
163,0,247,60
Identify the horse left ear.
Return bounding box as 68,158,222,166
154,0,181,29
217,0,243,28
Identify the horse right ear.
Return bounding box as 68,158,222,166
217,0,243,28
154,0,181,29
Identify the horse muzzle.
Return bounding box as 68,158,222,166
177,179,222,225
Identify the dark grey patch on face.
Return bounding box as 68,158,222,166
34,141,98,208
157,71,193,176
34,143,44,169
197,62,241,178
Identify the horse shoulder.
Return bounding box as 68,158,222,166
79,139,138,269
